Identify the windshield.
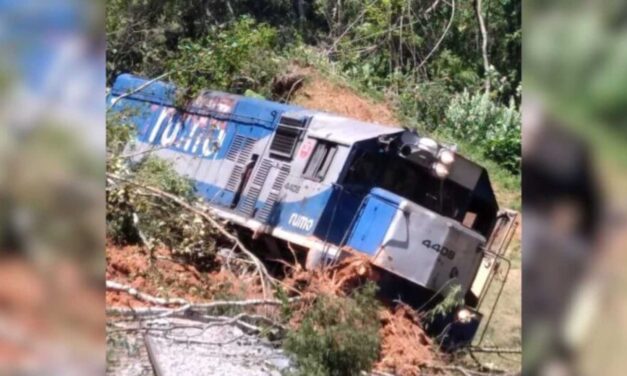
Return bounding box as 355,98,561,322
342,149,497,237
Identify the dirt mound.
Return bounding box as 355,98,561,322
106,244,260,308
283,253,374,297
289,67,399,126
377,306,435,376
106,245,437,374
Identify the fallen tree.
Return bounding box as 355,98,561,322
106,168,275,299
106,279,298,318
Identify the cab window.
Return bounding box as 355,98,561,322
303,141,337,181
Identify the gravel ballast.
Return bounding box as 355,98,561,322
107,318,293,376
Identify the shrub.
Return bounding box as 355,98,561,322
284,282,381,376
167,17,282,101
106,112,135,157
444,90,521,173
106,112,219,263
423,284,464,324
398,80,452,132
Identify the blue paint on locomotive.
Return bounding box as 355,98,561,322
193,179,338,238
111,74,177,106
313,186,364,244
109,74,302,161
232,95,299,131
345,189,402,255
269,188,335,235
108,74,401,249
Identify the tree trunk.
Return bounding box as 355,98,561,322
474,0,491,93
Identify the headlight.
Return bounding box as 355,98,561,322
456,308,475,324
417,137,439,156
439,149,455,165
433,162,449,178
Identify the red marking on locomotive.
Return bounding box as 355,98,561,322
299,139,316,159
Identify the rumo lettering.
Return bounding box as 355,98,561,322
148,109,226,157
289,213,314,231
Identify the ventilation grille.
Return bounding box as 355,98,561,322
237,159,273,217
269,116,308,160
226,135,256,162
237,186,261,216
256,165,290,222
225,165,244,192
237,138,256,164
252,159,273,186
226,135,245,161
223,135,256,195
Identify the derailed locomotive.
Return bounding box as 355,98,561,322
108,74,517,348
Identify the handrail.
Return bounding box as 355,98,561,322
477,210,518,307
473,210,519,347
475,251,512,346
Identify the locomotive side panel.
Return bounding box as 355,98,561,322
268,135,352,237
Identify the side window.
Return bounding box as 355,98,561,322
303,141,337,181
462,211,477,228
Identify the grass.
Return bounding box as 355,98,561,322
471,238,521,371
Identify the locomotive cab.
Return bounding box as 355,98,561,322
336,132,499,295
327,132,503,348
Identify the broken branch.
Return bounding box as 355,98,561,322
106,172,274,298
106,280,187,306
106,279,301,319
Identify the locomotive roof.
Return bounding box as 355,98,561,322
296,111,403,145
112,74,403,145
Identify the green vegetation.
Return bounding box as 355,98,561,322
444,91,520,173
107,0,521,175
106,113,218,264
284,283,381,376
167,17,282,101
424,284,464,324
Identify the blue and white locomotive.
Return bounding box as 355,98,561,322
108,74,516,347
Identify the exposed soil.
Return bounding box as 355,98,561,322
106,244,261,308
377,307,435,376
106,244,437,375
0,257,104,371
289,67,400,126
283,252,373,295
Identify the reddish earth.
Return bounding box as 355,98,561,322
106,243,436,373
291,68,400,126
377,306,436,376
0,257,104,366
106,244,261,308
